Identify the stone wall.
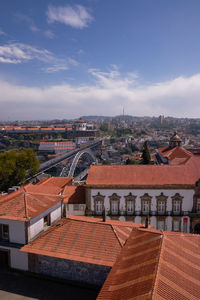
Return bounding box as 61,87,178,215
29,254,111,286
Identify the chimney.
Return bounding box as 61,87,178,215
102,207,107,222
145,216,149,228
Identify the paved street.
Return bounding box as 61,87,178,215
0,270,99,300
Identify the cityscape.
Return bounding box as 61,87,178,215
1,1,200,300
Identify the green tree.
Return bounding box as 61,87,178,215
141,141,151,164
102,159,110,165
100,124,109,132
0,149,40,191
126,158,138,165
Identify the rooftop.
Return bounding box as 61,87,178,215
158,145,193,165
0,187,62,221
36,177,73,191
97,228,200,300
21,216,144,267
86,156,200,187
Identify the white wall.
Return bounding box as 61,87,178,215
0,219,26,244
91,188,194,213
51,206,62,223
0,246,28,270
29,202,62,241
65,204,86,216
90,188,194,232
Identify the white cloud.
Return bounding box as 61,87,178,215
0,43,52,63
43,65,69,73
0,69,200,120
0,42,78,72
47,4,93,29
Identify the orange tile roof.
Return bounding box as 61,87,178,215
21,216,143,266
62,185,85,204
158,146,193,165
0,187,62,221
26,184,62,195
36,177,73,189
97,229,200,300
86,158,200,187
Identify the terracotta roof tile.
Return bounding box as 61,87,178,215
0,187,62,221
86,159,200,187
97,228,162,300
21,216,141,266
158,146,193,164
36,177,73,189
97,229,200,300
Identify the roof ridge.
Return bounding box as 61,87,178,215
151,231,165,299
111,224,125,247
22,186,29,219
25,191,62,197
68,216,112,226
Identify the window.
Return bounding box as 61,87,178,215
143,200,149,213
0,224,9,240
158,201,165,213
109,193,120,215
173,220,180,232
172,193,183,215
127,200,134,213
141,193,152,215
156,193,167,215
111,200,118,214
172,199,181,215
44,214,51,227
173,200,181,213
93,193,105,215
96,200,103,214
125,193,136,215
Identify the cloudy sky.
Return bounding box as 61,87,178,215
1,0,200,120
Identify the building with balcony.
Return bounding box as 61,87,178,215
85,133,200,233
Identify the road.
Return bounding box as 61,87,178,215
0,270,99,300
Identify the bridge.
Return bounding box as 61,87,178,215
27,139,102,181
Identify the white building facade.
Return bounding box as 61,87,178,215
86,187,193,233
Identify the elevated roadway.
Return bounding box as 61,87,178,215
27,139,102,181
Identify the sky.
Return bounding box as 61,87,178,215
1,0,200,120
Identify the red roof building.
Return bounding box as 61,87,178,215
97,228,200,300
21,216,144,285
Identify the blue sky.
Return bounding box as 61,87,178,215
1,0,200,120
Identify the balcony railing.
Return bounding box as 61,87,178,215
91,210,187,217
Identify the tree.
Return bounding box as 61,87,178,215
102,159,110,165
0,149,40,191
141,141,151,164
126,158,138,165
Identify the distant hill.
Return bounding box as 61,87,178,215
80,115,135,121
